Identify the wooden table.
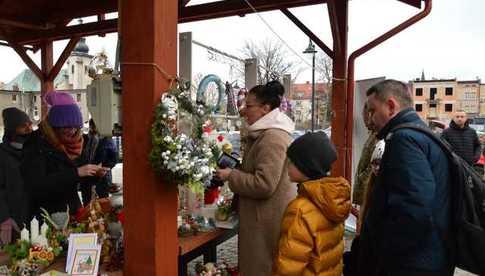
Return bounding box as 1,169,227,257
47,257,123,275
178,228,238,276
0,252,122,275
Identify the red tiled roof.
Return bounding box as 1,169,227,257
289,82,327,100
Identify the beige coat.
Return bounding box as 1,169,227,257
228,109,297,276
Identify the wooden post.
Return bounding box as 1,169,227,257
121,0,179,275
328,0,349,178
41,40,53,118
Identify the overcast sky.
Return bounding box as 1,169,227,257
0,0,483,86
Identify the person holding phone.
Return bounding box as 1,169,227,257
215,81,296,276
21,92,104,218
79,119,118,205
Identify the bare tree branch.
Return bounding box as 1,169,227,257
239,39,302,84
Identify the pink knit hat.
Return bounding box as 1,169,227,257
45,91,83,128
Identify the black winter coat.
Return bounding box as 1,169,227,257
358,108,452,274
79,134,118,204
441,120,480,165
0,143,29,225
20,130,81,218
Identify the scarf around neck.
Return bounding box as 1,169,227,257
40,121,83,160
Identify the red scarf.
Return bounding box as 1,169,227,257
40,121,84,160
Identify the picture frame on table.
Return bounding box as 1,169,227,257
66,233,97,272
68,245,101,276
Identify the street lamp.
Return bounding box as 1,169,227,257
303,38,317,132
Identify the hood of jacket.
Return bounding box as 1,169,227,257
299,176,351,223
247,109,295,137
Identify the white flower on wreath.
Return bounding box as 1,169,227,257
167,161,178,172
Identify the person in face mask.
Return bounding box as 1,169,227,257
0,107,33,245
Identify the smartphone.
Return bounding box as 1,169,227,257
217,152,240,169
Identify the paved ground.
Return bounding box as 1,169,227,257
187,232,476,275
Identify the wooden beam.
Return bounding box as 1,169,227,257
179,0,326,23
12,0,327,45
97,14,106,37
47,36,80,81
398,0,422,8
0,18,53,30
280,8,333,58
121,0,179,274
9,41,43,80
17,19,118,45
329,0,348,179
327,0,342,55
0,41,34,51
40,40,53,118
44,0,118,23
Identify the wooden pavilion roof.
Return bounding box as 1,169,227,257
0,0,422,48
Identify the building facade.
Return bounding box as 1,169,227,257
410,78,484,123
289,82,328,130
0,38,92,130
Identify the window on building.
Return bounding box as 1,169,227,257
11,94,17,102
71,65,75,74
430,103,437,108
430,88,437,100
445,87,453,96
77,94,81,102
415,88,423,96
85,66,88,74
415,104,423,112
33,106,39,120
445,104,453,112
33,95,37,103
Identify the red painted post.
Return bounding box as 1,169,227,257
40,40,53,118
121,0,179,275
328,0,349,178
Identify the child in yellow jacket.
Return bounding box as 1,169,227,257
273,132,351,276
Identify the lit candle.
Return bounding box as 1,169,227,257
20,224,30,242
30,217,39,243
40,222,49,237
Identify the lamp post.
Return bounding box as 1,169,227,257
303,38,317,132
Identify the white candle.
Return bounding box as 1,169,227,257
20,225,30,242
40,222,49,237
30,217,39,242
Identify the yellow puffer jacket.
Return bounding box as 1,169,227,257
272,177,351,276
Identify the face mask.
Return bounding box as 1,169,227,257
9,133,30,149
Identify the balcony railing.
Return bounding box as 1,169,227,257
425,98,441,105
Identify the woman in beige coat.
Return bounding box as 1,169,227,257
216,81,297,276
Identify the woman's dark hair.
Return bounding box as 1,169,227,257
249,80,285,110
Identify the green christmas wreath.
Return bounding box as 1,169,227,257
149,82,220,194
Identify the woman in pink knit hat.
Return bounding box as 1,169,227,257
20,92,107,218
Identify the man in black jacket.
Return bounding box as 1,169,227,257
0,107,32,245
359,80,453,276
441,110,480,165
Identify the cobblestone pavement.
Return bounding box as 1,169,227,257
187,232,476,275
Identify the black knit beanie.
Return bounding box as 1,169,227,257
2,107,31,141
287,132,337,180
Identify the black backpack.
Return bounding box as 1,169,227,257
392,123,485,274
